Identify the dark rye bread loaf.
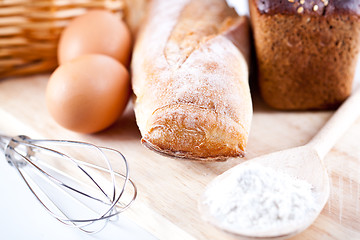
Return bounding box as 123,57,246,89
249,0,360,110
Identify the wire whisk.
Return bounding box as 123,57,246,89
0,134,137,234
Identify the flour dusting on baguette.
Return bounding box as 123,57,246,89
131,0,252,160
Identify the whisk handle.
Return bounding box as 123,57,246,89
3,135,34,167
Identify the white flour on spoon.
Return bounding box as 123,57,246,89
202,163,319,235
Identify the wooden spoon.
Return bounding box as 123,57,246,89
200,87,360,239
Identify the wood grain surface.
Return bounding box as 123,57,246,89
0,75,359,240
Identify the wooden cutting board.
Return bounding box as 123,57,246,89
0,74,359,240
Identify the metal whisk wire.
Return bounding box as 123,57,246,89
1,134,137,234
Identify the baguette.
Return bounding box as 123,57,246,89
131,0,252,161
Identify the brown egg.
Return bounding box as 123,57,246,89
58,10,132,66
46,54,130,133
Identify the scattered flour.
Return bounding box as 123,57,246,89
203,163,319,235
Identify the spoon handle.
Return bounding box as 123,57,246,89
307,86,360,160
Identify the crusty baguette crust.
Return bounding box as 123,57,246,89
131,0,252,160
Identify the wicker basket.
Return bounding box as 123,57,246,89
0,0,125,79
